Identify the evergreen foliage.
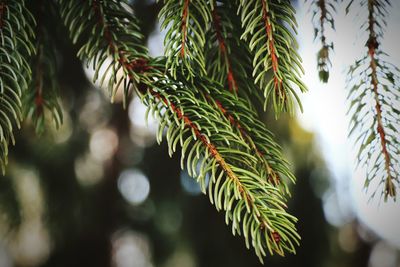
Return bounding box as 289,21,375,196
205,1,256,98
0,0,399,263
307,0,399,200
309,0,337,82
58,0,299,260
159,0,211,79
24,4,63,135
0,0,35,172
239,0,307,116
346,0,400,200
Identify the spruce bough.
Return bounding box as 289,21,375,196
0,0,399,262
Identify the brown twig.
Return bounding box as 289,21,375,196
260,0,285,101
180,0,190,58
92,0,151,75
367,0,395,198
211,7,238,92
317,0,327,48
205,94,281,186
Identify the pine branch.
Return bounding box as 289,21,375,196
239,0,307,116
138,74,300,260
205,0,263,103
347,0,400,201
0,0,35,172
159,0,211,79
58,0,300,260
25,3,63,135
208,1,239,93
205,2,293,193
59,0,148,108
196,78,295,195
309,0,337,82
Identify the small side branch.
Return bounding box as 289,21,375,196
205,94,281,186
211,7,238,92
367,2,395,198
180,0,190,57
261,0,284,101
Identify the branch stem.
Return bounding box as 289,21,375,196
260,0,285,102
180,0,190,57
211,6,238,92
367,0,395,198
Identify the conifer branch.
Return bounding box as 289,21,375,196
347,0,400,201
159,0,211,79
25,3,63,134
59,0,148,108
180,0,190,58
138,76,300,261
309,0,337,82
0,0,35,172
367,2,394,198
210,3,238,93
59,0,300,260
198,81,295,195
1,0,399,263
239,0,307,116
210,97,289,191
206,1,263,102
206,2,291,192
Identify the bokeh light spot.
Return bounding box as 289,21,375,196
112,230,153,267
118,169,150,205
89,127,119,162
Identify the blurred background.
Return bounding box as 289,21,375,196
0,1,399,267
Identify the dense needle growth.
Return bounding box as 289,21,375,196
0,0,399,262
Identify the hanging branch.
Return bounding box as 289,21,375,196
203,1,293,193
195,77,295,195
138,75,300,261
239,0,307,116
203,1,290,192
0,0,35,172
309,0,337,82
205,0,263,102
58,0,300,260
208,1,239,93
59,0,148,108
1,0,399,263
25,3,63,135
347,0,400,201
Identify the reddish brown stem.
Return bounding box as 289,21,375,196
261,2,279,74
152,91,283,239
317,0,327,47
180,0,190,58
211,7,238,92
367,1,395,198
150,90,245,191
260,0,285,100
91,1,151,77
207,95,280,186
